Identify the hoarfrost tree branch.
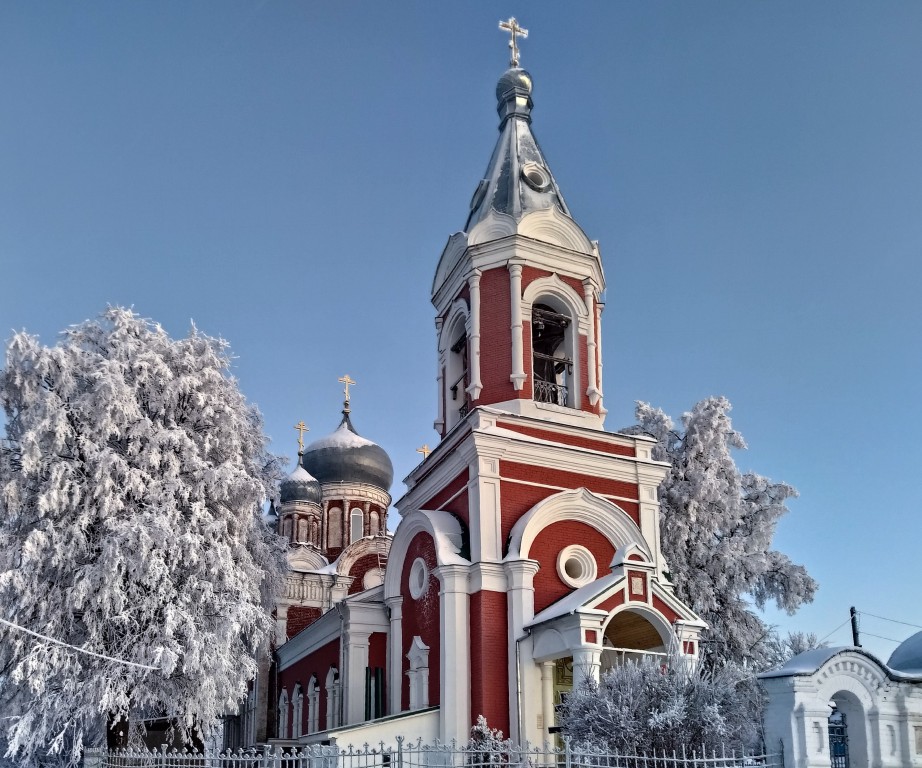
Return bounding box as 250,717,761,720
629,397,817,668
558,656,764,755
0,307,287,766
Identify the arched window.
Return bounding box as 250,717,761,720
327,507,342,548
291,684,303,739
531,302,573,407
277,689,289,740
325,668,340,729
296,518,308,543
442,308,469,431
307,675,320,733
350,508,364,543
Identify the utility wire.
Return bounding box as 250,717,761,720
818,617,852,645
860,631,903,644
0,618,159,671
858,611,922,630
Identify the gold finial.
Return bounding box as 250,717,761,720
499,17,528,68
338,374,357,403
416,444,432,460
294,420,310,454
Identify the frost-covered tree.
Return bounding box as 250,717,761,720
558,657,764,755
630,397,817,668
759,630,827,671
0,308,286,766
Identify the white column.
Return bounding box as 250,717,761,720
541,662,556,742
467,270,483,400
572,647,601,685
275,605,289,646
582,279,601,406
595,298,605,414
508,261,526,390
343,630,370,725
435,564,471,744
434,317,445,433
504,559,540,745
385,596,404,715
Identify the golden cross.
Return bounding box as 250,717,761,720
499,17,528,68
338,374,357,403
293,420,309,453
416,444,431,460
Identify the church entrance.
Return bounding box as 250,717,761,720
828,708,849,768
601,609,669,670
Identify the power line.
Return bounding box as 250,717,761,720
818,617,852,645
0,617,159,671
860,631,903,644
858,611,922,630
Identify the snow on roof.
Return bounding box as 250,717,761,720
758,647,850,678
307,423,375,450
526,571,620,628
286,465,318,483
888,629,922,676
758,644,922,682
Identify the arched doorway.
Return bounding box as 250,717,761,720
829,691,867,768
828,707,849,768
602,609,671,670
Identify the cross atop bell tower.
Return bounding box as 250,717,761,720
430,48,607,438
498,17,528,67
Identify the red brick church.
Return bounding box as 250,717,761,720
230,22,705,749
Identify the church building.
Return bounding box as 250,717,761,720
237,22,707,749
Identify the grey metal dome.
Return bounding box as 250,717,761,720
279,464,322,505
888,629,922,676
496,67,532,102
300,410,393,491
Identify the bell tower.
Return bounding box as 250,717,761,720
432,47,606,438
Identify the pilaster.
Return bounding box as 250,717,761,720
467,270,483,400
503,558,540,745
386,596,404,715
342,629,370,725
434,563,471,743
508,261,526,390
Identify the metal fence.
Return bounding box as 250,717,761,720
84,739,783,768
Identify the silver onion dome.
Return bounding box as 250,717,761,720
888,629,922,676
279,464,323,505
300,408,394,491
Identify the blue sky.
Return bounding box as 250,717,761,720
2,2,920,660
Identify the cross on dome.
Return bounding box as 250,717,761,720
338,374,356,403
499,17,528,68
293,420,310,454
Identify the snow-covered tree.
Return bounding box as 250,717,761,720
759,630,827,671
0,307,286,766
558,657,764,755
630,397,817,668
466,715,510,767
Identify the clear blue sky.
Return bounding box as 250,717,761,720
2,2,920,661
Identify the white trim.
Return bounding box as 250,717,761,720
383,510,466,602
466,270,483,400
506,487,651,562
557,545,597,588
508,261,526,390
408,558,430,600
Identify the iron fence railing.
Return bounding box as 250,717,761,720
84,738,783,768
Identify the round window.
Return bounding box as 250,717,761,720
408,557,429,600
521,162,551,192
557,545,597,589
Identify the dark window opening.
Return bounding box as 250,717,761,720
532,304,572,407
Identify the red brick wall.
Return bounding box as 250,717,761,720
469,591,509,733
478,267,516,406
277,638,340,733
400,532,441,710
498,481,555,546
501,461,640,523
421,470,469,521
348,553,383,595
530,520,616,613
287,607,323,639
652,595,680,624
494,421,635,456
